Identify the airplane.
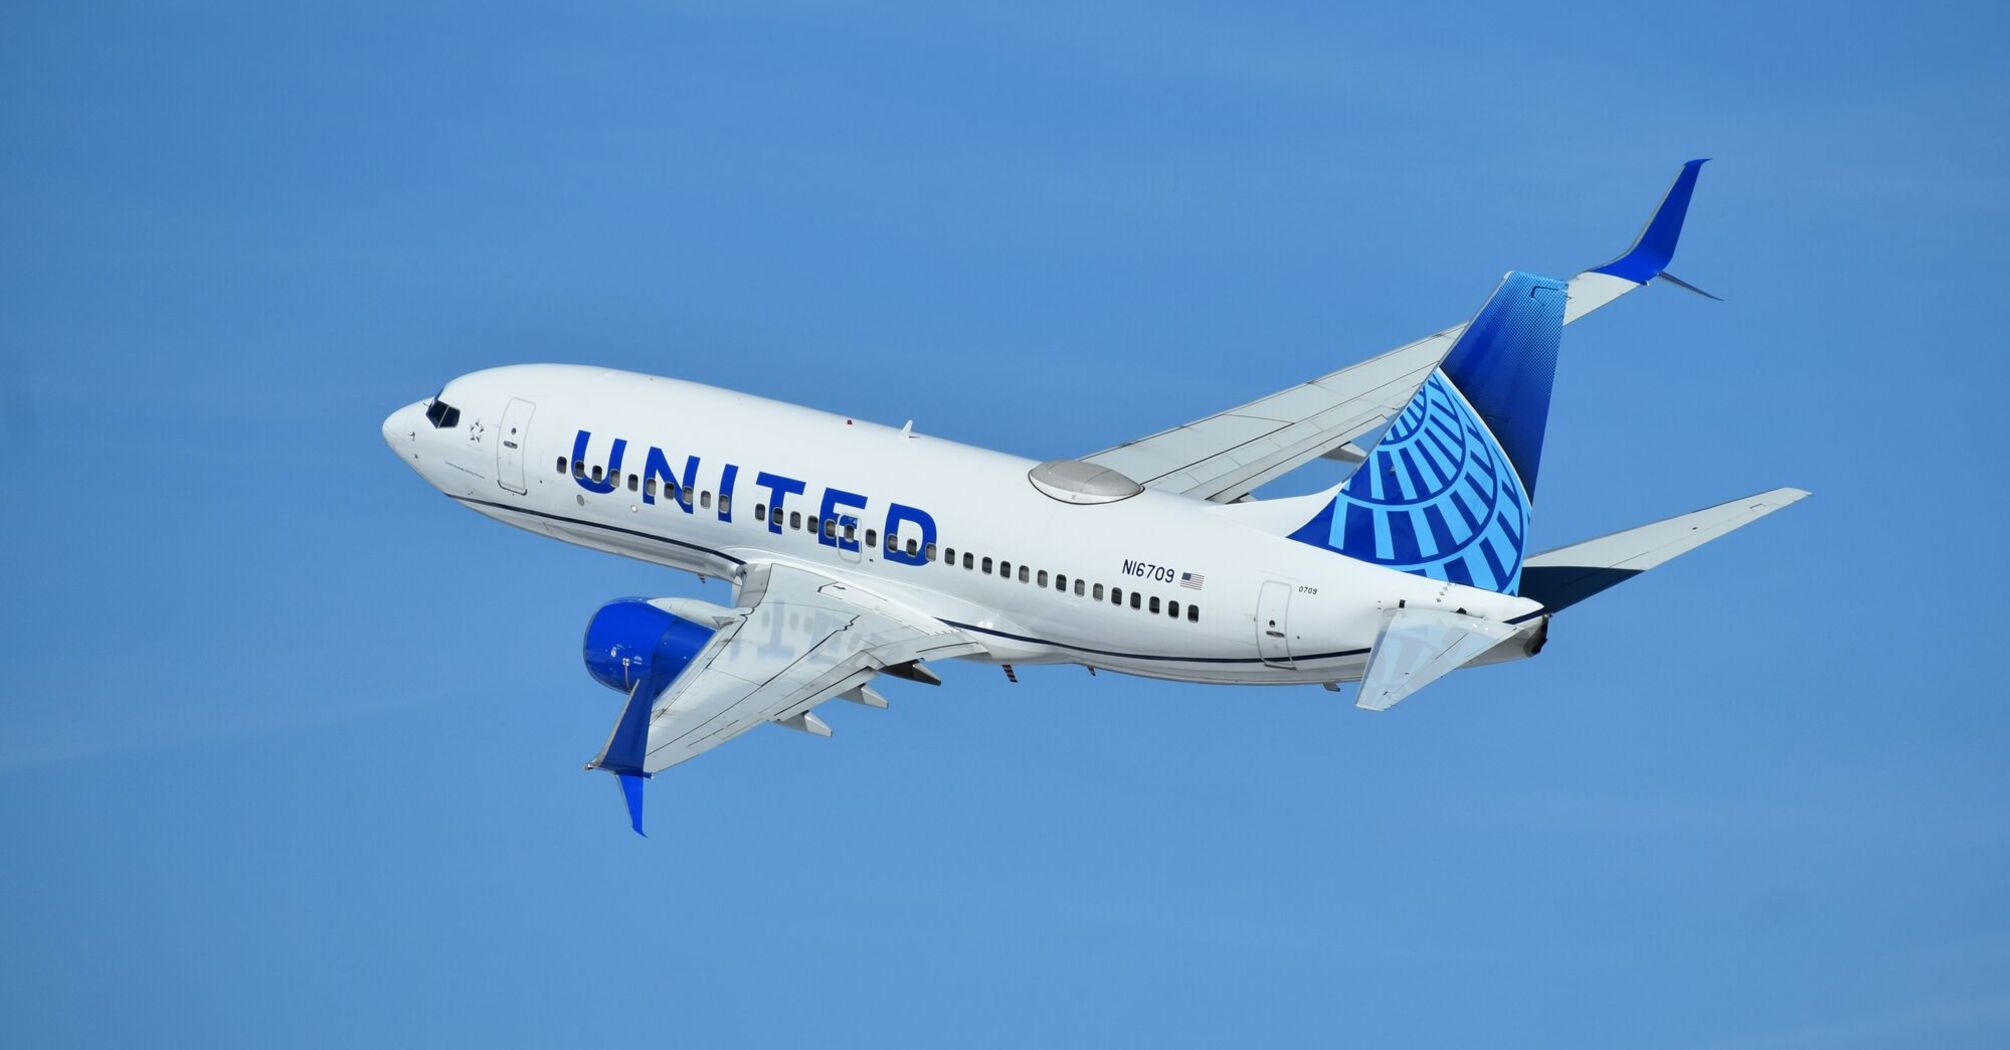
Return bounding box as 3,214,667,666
382,160,1805,835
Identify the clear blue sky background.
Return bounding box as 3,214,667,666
3,2,2006,1046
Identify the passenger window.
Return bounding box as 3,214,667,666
1149,596,1161,614
627,474,639,492
824,519,838,539
925,542,937,561
1055,573,1066,591
982,557,994,574
573,460,585,479
1188,605,1199,622
667,481,680,503
1130,592,1142,610
556,457,568,474
1110,587,1122,605
1037,570,1048,587
906,539,919,556
1017,566,1028,583
755,503,767,521
771,507,783,526
719,494,731,514
808,515,820,534
999,560,1011,579
790,511,802,531
963,552,974,570
1074,579,1085,597
701,491,713,509
843,522,856,541
1168,600,1180,618
1093,583,1104,600
591,466,604,483
645,478,658,498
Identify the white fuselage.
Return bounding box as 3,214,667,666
384,364,1542,685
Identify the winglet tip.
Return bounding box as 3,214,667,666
1589,159,1711,284
618,773,647,836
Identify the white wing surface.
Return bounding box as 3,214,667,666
616,562,984,774
1082,161,1712,504
1082,326,1460,504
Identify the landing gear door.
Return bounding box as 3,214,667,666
1257,581,1293,667
497,397,535,495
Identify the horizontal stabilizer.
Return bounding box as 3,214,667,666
1521,487,1809,612
1357,607,1521,711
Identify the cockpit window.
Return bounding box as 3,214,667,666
424,398,461,429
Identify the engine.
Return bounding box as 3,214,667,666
582,597,725,694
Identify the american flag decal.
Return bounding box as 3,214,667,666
1180,572,1205,590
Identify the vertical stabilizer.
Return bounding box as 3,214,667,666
1289,271,1567,594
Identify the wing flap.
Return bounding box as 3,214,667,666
632,563,983,773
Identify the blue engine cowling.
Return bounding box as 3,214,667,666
582,598,718,695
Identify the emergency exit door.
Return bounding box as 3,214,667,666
496,397,535,495
1257,581,1294,667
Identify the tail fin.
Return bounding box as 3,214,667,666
1288,271,1568,594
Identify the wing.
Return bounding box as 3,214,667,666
1082,160,1712,504
1082,325,1460,503
621,562,983,775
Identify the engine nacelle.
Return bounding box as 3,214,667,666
582,597,727,694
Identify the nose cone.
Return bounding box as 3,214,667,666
382,401,423,453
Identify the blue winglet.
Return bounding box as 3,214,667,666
594,667,669,837
1590,159,1708,284
618,773,647,836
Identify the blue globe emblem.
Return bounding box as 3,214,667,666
1324,371,1527,593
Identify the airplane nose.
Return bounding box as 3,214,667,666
382,402,421,452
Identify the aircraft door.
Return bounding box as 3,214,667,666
1257,581,1294,667
497,397,535,495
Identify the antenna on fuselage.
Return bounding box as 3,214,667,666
900,420,914,439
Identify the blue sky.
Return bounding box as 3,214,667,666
2,2,2006,1046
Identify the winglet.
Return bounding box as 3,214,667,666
591,678,659,835
618,773,648,836
1590,159,1708,284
